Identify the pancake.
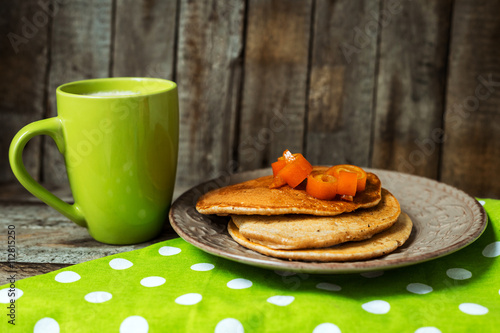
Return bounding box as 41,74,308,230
227,212,413,262
231,189,400,250
196,167,381,216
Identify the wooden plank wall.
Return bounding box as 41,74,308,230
372,0,452,180
0,0,50,183
0,0,499,199
307,0,379,167
441,0,500,197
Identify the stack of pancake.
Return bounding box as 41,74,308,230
196,167,412,262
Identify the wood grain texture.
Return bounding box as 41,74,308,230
0,1,500,199
371,0,452,178
0,0,50,183
0,262,71,281
0,179,185,203
0,202,178,265
176,0,245,188
0,182,72,203
238,0,312,170
306,0,379,167
112,0,177,78
441,0,500,197
43,0,113,186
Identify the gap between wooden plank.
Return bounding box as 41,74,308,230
302,0,317,155
368,0,384,168
436,0,456,181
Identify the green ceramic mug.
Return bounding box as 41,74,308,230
9,77,179,244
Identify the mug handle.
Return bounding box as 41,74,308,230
9,117,87,227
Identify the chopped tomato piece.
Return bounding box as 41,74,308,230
306,173,338,200
269,173,286,188
269,150,313,188
271,158,287,177
279,154,312,188
326,164,367,192
337,170,357,196
283,149,295,163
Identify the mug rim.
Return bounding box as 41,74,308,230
56,77,177,98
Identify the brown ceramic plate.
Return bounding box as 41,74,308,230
169,168,487,274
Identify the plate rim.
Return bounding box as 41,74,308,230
169,168,488,274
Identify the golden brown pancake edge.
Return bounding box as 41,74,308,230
196,167,382,216
227,212,413,262
231,188,401,250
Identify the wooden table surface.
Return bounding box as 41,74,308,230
0,183,186,282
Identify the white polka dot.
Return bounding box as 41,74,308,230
267,295,294,306
54,271,80,283
215,318,244,333
478,200,485,206
360,271,384,278
415,327,441,333
159,246,181,256
84,291,112,303
191,263,214,271
406,283,433,294
227,278,252,289
459,303,488,315
362,300,390,314
34,317,60,333
140,276,166,287
120,316,149,333
110,258,133,270
0,288,23,303
313,322,341,333
316,282,341,292
446,268,472,280
482,241,500,258
175,293,202,305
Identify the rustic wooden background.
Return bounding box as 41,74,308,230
1,0,499,200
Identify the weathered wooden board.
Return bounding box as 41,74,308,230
441,0,500,197
0,179,185,203
0,262,71,282
0,262,71,281
237,0,312,170
306,0,379,167
112,0,178,79
1,0,500,201
0,182,72,203
175,0,245,188
43,0,113,186
0,0,50,183
371,0,453,179
0,202,178,265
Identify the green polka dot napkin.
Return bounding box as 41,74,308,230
2,199,499,332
